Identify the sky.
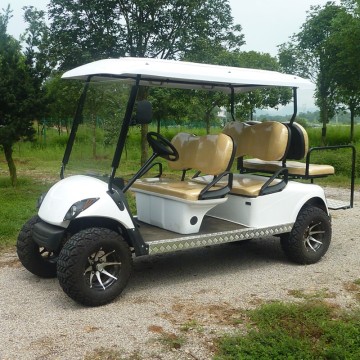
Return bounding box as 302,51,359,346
5,0,341,113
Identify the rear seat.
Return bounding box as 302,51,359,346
240,122,335,178
131,132,234,201
218,121,290,197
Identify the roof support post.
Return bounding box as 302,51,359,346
109,75,141,192
289,87,298,124
60,76,91,179
230,87,236,121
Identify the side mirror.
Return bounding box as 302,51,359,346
132,100,152,125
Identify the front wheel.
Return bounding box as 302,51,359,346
57,228,133,306
280,205,331,265
17,216,57,278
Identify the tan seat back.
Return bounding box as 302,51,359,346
169,133,234,175
222,121,249,158
223,121,289,161
284,122,309,160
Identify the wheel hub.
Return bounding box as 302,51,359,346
304,222,325,252
84,248,122,290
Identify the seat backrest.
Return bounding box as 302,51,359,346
222,121,249,158
223,121,289,161
169,133,234,175
283,122,309,160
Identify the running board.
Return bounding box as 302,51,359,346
146,223,294,255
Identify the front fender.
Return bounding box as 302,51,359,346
38,175,134,229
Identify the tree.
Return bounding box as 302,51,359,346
205,50,292,120
47,0,245,163
0,6,37,186
326,2,360,142
150,50,292,131
278,2,344,144
22,6,54,113
44,74,82,135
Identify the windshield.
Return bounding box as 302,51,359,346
64,81,136,180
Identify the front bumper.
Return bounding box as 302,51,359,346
33,221,66,252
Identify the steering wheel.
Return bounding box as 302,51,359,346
147,132,179,161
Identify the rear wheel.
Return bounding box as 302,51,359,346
280,205,331,264
57,227,133,306
16,216,57,278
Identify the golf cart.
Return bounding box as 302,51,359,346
17,58,356,306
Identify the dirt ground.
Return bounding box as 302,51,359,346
0,187,359,360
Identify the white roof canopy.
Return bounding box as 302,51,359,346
62,57,313,93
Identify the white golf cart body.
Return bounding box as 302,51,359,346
41,58,324,247
17,57,355,306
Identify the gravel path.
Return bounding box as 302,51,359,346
0,187,359,360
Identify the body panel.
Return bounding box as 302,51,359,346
38,175,135,229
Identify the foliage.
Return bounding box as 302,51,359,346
150,88,224,134
43,74,82,133
221,51,292,120
150,50,292,130
47,0,244,71
278,3,347,143
215,301,360,360
46,0,245,163
0,6,37,186
22,6,54,114
325,3,360,142
279,0,360,144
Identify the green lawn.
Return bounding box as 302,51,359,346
215,300,360,359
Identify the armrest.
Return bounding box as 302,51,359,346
199,172,233,200
123,152,162,192
259,168,288,196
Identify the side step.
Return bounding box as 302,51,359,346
144,219,293,255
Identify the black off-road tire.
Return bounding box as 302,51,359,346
57,227,133,306
280,205,331,265
16,215,57,278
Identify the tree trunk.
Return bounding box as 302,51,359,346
3,144,17,187
350,102,355,143
205,111,211,134
319,96,328,145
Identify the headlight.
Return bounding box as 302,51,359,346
64,198,99,221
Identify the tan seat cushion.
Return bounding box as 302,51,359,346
131,178,210,201
231,175,282,197
243,159,335,177
192,174,282,198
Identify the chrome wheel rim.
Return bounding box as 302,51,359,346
304,221,325,252
84,248,122,290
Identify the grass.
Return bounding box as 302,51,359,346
214,300,360,360
84,347,141,360
158,332,186,350
0,123,359,360
287,288,337,300
0,177,49,250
